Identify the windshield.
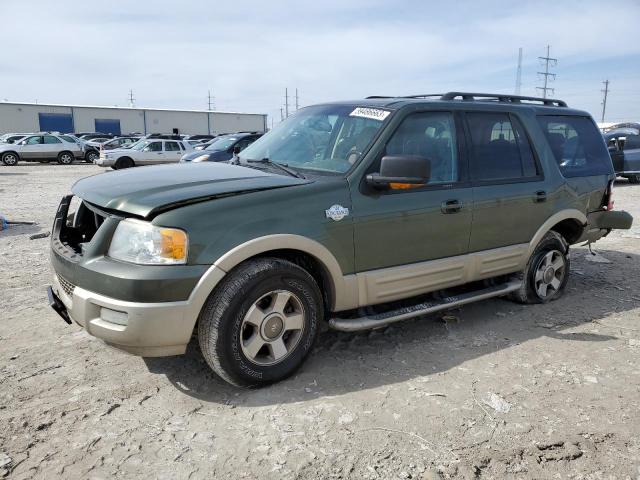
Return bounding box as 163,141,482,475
239,105,389,173
205,136,237,151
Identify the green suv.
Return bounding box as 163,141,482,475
48,92,633,387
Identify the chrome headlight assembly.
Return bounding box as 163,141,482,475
108,219,188,265
191,154,210,163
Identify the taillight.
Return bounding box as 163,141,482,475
604,180,614,210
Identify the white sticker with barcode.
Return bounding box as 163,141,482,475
349,107,390,122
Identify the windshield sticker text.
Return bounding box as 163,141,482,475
349,107,390,122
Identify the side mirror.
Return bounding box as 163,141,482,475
232,145,241,155
366,155,431,189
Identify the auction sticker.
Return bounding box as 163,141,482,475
349,107,390,122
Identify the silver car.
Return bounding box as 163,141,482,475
0,134,85,166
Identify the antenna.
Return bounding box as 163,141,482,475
515,47,523,95
536,45,557,99
601,80,610,123
128,89,136,108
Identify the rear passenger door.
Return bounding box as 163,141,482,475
465,112,550,252
43,135,64,158
164,141,183,162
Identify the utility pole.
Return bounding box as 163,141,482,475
536,45,557,98
515,47,523,95
284,88,290,118
280,107,284,121
295,88,299,111
601,80,610,123
207,90,215,110
128,89,135,108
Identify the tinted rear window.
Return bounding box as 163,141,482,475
537,116,613,177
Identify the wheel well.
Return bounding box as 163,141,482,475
550,218,584,244
2,150,19,158
59,150,73,157
253,249,334,313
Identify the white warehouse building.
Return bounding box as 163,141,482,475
0,102,267,136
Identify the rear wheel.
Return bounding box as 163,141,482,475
627,174,640,184
57,151,74,165
114,157,134,169
198,257,322,387
510,231,570,304
1,152,19,166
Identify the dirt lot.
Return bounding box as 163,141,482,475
1,163,639,479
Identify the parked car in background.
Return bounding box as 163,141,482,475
101,136,141,150
78,133,116,141
184,134,215,141
0,133,31,144
96,138,194,169
181,133,263,162
0,133,84,165
605,128,640,183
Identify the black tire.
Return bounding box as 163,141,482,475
1,152,19,166
627,174,640,184
57,151,74,165
85,150,99,163
114,157,134,169
510,230,570,304
198,257,322,387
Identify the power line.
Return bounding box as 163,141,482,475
536,45,557,99
601,80,610,123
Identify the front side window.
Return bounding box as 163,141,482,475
537,116,613,177
205,136,238,152
238,104,389,173
44,135,62,144
384,111,459,185
467,112,539,181
25,136,43,145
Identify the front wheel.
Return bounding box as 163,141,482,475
85,150,99,163
198,258,322,387
510,231,570,304
114,157,134,169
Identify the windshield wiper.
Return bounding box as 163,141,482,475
245,158,305,179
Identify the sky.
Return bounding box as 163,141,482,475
1,0,639,125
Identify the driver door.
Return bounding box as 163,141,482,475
20,135,45,159
142,141,164,164
351,111,473,305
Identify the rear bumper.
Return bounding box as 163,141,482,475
576,210,633,243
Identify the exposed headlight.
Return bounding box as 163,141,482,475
191,154,210,163
108,219,188,265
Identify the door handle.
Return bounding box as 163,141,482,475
534,191,547,203
441,199,463,214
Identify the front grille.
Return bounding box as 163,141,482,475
57,275,75,297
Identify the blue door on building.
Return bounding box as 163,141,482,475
38,113,74,133
95,119,121,135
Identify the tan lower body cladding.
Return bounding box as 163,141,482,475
353,243,528,307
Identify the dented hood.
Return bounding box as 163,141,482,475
72,162,309,218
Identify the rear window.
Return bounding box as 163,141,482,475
537,116,613,177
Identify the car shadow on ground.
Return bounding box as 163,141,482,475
144,248,638,406
0,223,43,238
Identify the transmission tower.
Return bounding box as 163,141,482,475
536,45,557,98
515,48,523,95
601,80,610,123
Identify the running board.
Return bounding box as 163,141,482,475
328,280,522,332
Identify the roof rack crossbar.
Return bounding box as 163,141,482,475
440,92,567,107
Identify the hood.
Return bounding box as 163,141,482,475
181,149,226,161
72,162,310,218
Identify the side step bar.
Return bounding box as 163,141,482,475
328,280,522,332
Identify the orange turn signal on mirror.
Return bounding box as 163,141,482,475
389,182,424,190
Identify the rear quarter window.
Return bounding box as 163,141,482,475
537,116,613,177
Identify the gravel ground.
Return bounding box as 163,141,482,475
1,163,639,479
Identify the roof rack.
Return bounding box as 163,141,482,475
440,92,567,107
366,92,567,107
